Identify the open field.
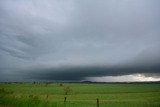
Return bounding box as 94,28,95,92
0,83,160,107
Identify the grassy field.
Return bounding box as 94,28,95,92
0,83,160,107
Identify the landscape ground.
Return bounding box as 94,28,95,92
0,83,160,107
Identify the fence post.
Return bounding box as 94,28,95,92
64,97,67,103
45,95,48,106
46,95,48,100
64,97,67,107
97,98,99,107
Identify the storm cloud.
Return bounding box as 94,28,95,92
0,0,160,81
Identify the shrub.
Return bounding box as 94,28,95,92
63,86,72,95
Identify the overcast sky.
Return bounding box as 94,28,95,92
0,0,160,82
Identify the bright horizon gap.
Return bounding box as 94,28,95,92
86,74,160,82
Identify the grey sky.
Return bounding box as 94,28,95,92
0,0,160,81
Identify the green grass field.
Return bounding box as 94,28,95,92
0,83,160,107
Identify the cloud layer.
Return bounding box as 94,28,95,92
0,0,160,81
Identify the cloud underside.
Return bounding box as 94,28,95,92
20,66,159,81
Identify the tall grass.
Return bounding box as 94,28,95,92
0,83,160,107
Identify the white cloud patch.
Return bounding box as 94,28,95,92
86,74,160,82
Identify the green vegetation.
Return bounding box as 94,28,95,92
0,83,160,107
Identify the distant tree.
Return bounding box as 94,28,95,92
59,83,63,86
63,86,72,95
33,81,36,84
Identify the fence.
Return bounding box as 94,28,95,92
64,97,100,107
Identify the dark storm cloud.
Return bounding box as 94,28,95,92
0,0,160,81
19,64,160,81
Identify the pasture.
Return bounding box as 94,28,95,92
0,83,160,107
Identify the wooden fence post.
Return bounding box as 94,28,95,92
46,95,48,100
64,97,67,107
97,98,99,107
64,97,67,103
